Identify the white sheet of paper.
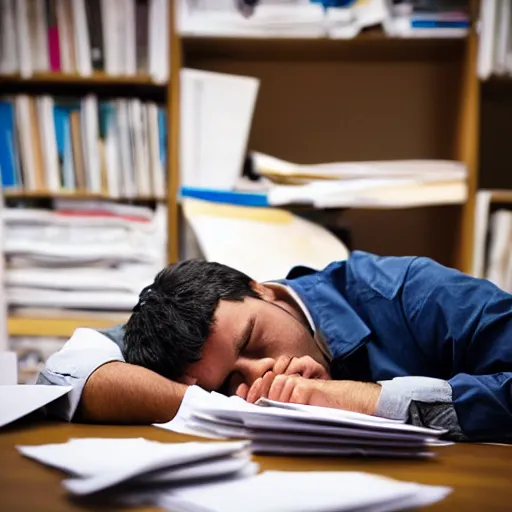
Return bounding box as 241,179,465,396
154,386,226,439
158,471,452,512
19,438,251,495
64,440,250,495
242,414,434,442
0,385,72,428
256,397,404,424
197,401,445,438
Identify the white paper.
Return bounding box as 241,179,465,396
158,471,452,512
18,437,251,495
197,400,445,438
251,442,433,459
256,397,403,424
0,385,72,428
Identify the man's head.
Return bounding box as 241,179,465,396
124,260,328,395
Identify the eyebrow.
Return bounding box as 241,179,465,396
235,316,255,354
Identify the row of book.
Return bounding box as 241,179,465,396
177,0,470,39
477,0,512,79
0,0,169,82
0,95,167,198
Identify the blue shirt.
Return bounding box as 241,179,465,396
282,251,512,441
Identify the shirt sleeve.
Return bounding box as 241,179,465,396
375,376,467,440
400,257,512,442
36,328,125,421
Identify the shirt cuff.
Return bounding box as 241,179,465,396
375,376,453,421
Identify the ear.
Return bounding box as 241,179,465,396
251,282,277,302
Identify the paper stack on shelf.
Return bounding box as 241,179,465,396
177,0,326,38
155,386,447,458
383,0,470,38
477,0,512,80
178,0,388,39
0,0,169,82
3,200,167,311
0,95,167,198
249,152,468,208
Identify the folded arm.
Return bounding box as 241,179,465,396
37,328,186,424
384,257,512,442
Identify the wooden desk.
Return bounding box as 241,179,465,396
1,421,510,512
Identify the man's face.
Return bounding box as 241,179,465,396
183,284,329,395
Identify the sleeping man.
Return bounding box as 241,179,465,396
38,251,512,442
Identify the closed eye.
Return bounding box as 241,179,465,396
236,316,255,355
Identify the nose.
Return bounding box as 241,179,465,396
233,357,276,387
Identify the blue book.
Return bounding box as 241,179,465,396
411,20,470,29
181,186,269,207
158,107,167,168
0,101,18,188
53,102,80,189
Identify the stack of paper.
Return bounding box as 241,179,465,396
3,201,167,311
157,471,451,512
155,386,446,458
18,437,451,511
250,152,468,209
18,438,255,496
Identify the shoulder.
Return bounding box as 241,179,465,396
344,251,418,300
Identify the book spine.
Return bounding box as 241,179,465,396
45,0,61,71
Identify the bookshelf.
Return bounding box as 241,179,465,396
1,0,179,338
2,1,482,339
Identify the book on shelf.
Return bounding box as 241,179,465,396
0,94,167,199
0,0,169,82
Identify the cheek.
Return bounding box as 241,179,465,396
262,310,312,356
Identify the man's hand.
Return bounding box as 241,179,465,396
240,373,381,416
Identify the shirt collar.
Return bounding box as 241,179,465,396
278,264,372,361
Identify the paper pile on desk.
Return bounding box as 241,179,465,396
18,438,255,496
157,471,452,512
155,386,446,458
18,437,451,511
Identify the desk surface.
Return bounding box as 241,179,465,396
1,421,511,512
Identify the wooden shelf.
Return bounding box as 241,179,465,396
0,72,166,87
488,190,512,204
7,315,128,338
183,32,466,62
3,190,165,201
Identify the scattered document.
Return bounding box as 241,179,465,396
0,385,72,428
155,386,445,458
18,437,254,495
158,471,452,512
182,198,349,283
